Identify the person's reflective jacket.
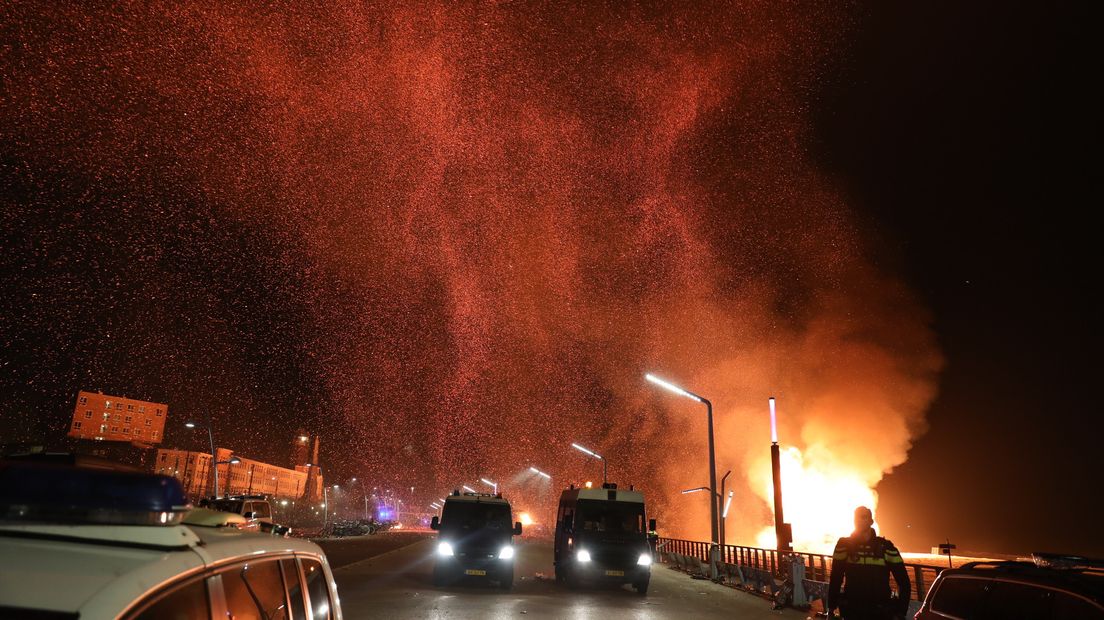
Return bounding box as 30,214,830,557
827,529,911,613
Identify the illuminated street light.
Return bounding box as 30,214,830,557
480,478,498,494
571,442,607,484
184,419,219,498
646,372,719,580
462,485,476,493
529,467,552,480
723,491,734,518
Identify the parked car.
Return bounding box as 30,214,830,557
914,553,1103,619
199,494,289,535
0,461,342,619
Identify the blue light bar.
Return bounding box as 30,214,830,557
0,461,190,525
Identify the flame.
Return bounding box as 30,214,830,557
519,512,534,526
754,445,878,554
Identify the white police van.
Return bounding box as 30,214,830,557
0,460,343,619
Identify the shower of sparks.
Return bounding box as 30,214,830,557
0,2,941,544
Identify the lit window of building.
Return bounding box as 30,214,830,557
100,424,107,433
105,401,112,408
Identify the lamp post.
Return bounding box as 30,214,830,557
571,442,607,484
769,397,793,552
529,467,552,480
215,456,242,498
719,470,730,547
647,373,720,580
480,478,498,495
184,420,218,498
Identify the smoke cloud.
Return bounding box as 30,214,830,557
1,2,941,543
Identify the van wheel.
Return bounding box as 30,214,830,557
498,568,514,590
432,566,450,587
634,580,649,595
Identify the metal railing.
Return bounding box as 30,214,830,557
656,537,944,604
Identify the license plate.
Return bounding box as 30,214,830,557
605,570,625,577
464,569,487,576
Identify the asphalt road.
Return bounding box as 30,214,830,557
329,535,809,619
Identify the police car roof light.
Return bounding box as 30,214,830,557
0,461,190,526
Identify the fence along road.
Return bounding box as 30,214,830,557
657,537,946,616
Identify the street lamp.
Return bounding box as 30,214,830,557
462,485,476,493
184,420,219,498
647,372,720,580
529,467,552,480
571,442,607,484
480,478,498,494
214,456,242,498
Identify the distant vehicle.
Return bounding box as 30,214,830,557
554,482,655,594
199,494,287,534
914,553,1103,619
331,518,384,537
0,461,343,619
431,490,522,589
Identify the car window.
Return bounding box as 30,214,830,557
1051,591,1104,619
254,502,271,519
130,576,210,620
281,558,307,620
981,580,1052,619
301,558,333,620
931,576,989,617
221,560,290,620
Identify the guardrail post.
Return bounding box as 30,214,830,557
791,553,808,606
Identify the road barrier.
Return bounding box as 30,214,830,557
656,537,944,612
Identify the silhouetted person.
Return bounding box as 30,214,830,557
827,506,911,620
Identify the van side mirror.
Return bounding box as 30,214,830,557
243,511,256,519
431,516,440,530
648,518,657,532
514,521,523,536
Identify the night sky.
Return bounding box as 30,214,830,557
1,2,1098,556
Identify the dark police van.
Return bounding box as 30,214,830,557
431,490,522,589
554,483,655,594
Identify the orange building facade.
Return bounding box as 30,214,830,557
155,447,314,500
68,390,168,444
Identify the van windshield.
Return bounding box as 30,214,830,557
576,500,644,534
442,502,511,531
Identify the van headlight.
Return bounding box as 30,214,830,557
637,553,652,566
437,542,454,556
499,545,515,560
576,549,591,563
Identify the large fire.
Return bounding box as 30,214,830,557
753,445,878,555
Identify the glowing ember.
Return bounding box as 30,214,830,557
0,4,941,545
